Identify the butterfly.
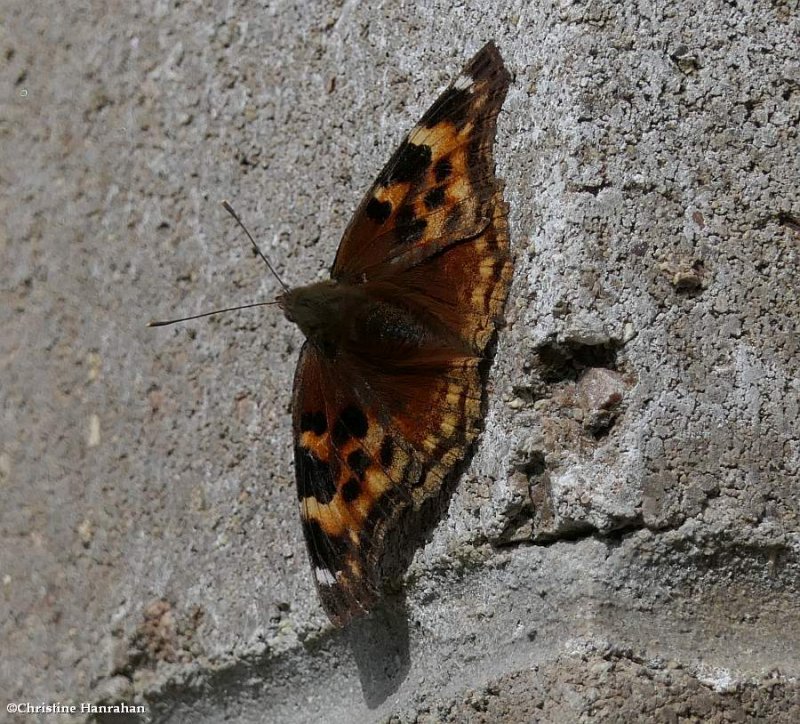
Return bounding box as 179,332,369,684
279,42,513,626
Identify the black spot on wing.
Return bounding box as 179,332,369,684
424,186,446,210
421,86,471,129
296,445,336,503
366,197,392,224
394,206,427,244
341,477,360,503
380,141,432,186
434,157,452,182
332,405,369,447
347,449,370,480
395,206,414,227
302,518,348,572
300,410,327,435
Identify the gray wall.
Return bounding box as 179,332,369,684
2,0,798,721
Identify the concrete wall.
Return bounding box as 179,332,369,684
2,0,798,721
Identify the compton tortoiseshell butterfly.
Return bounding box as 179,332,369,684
280,42,513,625
153,42,512,627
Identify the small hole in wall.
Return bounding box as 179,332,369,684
522,450,547,478
535,340,619,383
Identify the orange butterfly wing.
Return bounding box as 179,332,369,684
292,42,512,625
332,41,511,296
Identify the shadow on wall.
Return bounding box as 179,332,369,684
345,594,411,708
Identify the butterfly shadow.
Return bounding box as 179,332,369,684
342,592,411,708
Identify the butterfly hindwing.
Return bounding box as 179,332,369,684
293,342,419,624
292,341,487,625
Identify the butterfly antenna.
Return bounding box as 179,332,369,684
222,200,290,292
147,300,280,328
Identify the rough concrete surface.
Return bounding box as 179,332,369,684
1,0,798,722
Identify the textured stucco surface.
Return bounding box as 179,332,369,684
1,0,798,722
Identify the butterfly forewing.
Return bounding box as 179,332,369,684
331,42,511,283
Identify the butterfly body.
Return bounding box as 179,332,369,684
280,279,471,363
287,42,513,626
